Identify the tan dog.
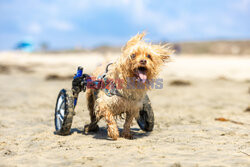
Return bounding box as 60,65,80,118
85,32,172,140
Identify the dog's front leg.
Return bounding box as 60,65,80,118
104,110,119,140
121,113,134,139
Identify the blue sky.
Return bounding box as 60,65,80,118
0,0,250,50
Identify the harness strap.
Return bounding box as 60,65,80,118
97,63,123,97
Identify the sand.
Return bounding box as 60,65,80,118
0,52,249,167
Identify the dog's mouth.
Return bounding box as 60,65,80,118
134,66,148,83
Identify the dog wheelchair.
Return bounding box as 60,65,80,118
54,66,154,135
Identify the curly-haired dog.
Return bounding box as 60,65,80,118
84,32,172,140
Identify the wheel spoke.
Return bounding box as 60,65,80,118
59,99,65,110
59,108,65,117
57,96,65,112
58,114,64,121
56,115,62,129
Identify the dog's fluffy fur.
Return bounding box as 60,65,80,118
85,32,172,140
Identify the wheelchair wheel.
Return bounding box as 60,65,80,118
54,89,75,135
136,94,154,132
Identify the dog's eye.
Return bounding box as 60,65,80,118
131,54,136,59
147,54,151,59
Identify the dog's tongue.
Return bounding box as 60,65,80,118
138,70,147,83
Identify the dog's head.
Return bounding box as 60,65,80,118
119,32,172,83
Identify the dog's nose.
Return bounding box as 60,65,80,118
140,59,147,65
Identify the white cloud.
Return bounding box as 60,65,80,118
27,22,42,34
231,0,250,13
49,20,74,31
124,0,187,36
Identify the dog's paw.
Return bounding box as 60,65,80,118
108,132,119,140
121,132,134,140
107,129,119,140
84,124,99,134
107,130,119,140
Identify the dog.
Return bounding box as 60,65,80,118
84,32,172,140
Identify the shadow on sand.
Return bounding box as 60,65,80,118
67,127,151,140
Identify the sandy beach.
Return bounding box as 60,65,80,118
0,52,249,167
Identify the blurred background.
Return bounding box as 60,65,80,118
0,0,250,54
1,1,250,166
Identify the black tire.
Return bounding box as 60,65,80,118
54,89,75,135
136,94,154,132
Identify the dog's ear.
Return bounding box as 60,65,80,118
122,32,146,51
161,55,170,62
153,43,173,63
